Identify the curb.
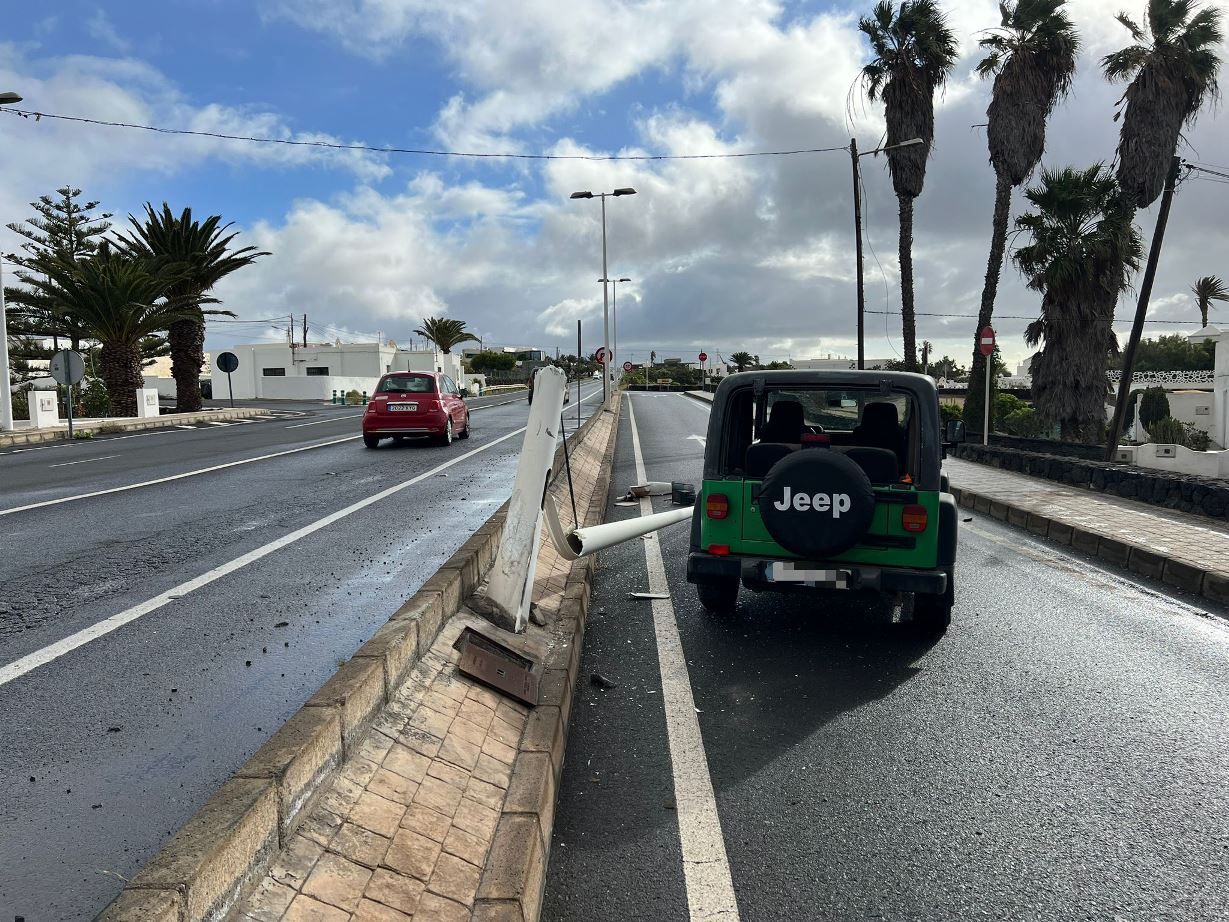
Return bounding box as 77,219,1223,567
1,408,271,448
950,484,1227,606
472,394,622,922
97,403,610,922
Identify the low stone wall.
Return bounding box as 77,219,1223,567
977,433,1108,461
952,442,1229,520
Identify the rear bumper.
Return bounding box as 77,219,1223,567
364,409,448,436
686,552,947,595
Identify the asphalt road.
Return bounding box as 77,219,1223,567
543,392,1229,922
0,384,600,921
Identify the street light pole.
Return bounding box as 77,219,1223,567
0,91,23,431
599,276,631,388
850,137,923,369
570,188,636,409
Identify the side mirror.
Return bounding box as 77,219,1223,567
945,419,965,444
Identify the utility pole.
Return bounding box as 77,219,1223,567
851,138,866,370
1106,156,1182,460
287,314,293,347
302,314,308,348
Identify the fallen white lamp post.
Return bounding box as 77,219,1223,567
543,499,691,561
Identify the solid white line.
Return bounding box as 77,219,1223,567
49,454,120,468
286,413,364,429
0,426,527,688
626,397,740,921
0,435,361,518
204,421,233,427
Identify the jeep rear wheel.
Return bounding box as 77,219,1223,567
696,578,739,615
911,567,953,638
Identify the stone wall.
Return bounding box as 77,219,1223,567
952,442,1229,520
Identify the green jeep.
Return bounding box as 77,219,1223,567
686,370,958,637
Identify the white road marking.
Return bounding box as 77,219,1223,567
0,426,528,688
49,454,120,468
687,434,707,447
627,397,740,922
174,424,197,430
286,413,364,429
0,435,361,518
204,421,233,427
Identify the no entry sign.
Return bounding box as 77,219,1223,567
979,326,996,357
698,351,708,363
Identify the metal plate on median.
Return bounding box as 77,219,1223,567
767,562,849,589
454,627,540,707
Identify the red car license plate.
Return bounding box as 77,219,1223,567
388,402,418,411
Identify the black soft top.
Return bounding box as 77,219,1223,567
702,369,943,490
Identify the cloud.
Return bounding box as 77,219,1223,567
86,11,131,54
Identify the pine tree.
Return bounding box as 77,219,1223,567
4,186,113,351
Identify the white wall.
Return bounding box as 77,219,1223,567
258,375,380,401
142,376,178,399
1131,443,1229,478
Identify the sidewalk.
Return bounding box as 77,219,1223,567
234,401,619,922
946,457,1229,605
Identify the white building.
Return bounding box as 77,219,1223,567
207,342,469,400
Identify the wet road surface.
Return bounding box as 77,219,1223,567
543,393,1229,922
0,386,599,921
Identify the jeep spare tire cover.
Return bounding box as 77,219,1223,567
758,450,875,558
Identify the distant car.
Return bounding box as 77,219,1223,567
362,372,470,448
526,367,571,405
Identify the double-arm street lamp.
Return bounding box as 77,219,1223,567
0,90,23,432
849,136,923,369
598,277,631,383
570,187,636,407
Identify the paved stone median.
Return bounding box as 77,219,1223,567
236,402,619,922
947,457,1229,604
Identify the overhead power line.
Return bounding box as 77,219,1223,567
0,107,847,162
866,310,1200,324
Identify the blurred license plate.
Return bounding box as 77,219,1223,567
388,403,418,411
768,563,847,588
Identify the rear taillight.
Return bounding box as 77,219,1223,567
902,504,928,533
705,493,729,520
707,544,731,556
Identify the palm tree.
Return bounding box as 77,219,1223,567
31,244,194,417
730,351,755,372
119,204,268,413
1014,165,1142,441
1104,0,1222,212
965,0,1080,430
859,0,959,371
1193,275,1229,326
413,317,479,354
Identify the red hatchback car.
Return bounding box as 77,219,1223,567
362,372,471,448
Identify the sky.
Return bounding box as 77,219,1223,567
1,0,1227,370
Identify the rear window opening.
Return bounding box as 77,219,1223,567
720,386,919,482
379,375,435,394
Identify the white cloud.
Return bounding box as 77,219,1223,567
86,11,131,54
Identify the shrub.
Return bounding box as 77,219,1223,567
1003,406,1043,437
73,430,95,439
81,378,111,418
10,386,31,420
1184,425,1211,452
992,392,1029,431
1147,416,1186,445
98,422,126,434
939,402,963,425
1138,387,1169,430
345,389,364,405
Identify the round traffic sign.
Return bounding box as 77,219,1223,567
698,352,708,363
49,349,86,386
216,351,239,373
978,326,996,357
594,347,607,365
623,361,633,372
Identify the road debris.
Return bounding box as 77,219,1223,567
590,673,617,690
630,591,670,600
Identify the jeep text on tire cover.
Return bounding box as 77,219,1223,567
771,488,852,516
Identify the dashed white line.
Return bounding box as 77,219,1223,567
626,396,740,922
286,413,365,429
0,425,528,688
49,454,120,468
